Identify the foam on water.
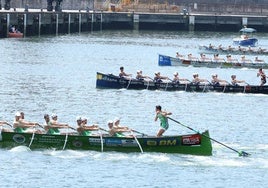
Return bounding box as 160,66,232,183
9,146,31,152
1,31,268,187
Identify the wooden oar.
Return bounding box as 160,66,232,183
165,79,172,91
98,130,104,152
6,122,13,128
146,80,150,90
28,127,36,148
131,131,143,153
131,129,148,136
67,126,77,131
126,76,132,89
62,128,69,150
99,127,109,133
168,117,250,157
62,125,76,150
36,124,44,129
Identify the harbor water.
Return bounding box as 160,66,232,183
0,31,268,187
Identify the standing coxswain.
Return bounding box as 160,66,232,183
154,105,172,137
257,68,267,86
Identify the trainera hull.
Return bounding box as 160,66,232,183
96,72,268,95
199,45,268,55
0,131,212,156
158,54,268,69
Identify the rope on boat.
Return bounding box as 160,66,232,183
131,131,143,153
126,76,132,89
202,83,207,92
28,127,36,148
165,82,169,91
146,80,150,90
62,127,69,150
99,130,104,152
223,85,226,93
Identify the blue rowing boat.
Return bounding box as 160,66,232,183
158,54,268,69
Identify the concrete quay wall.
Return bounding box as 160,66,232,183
3,0,268,15
0,10,267,38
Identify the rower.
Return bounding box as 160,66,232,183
211,74,228,86
192,73,209,85
44,114,70,135
226,54,238,63
172,72,189,84
187,53,198,61
107,118,131,137
200,53,211,62
176,52,184,58
230,75,246,86
240,55,251,64
13,112,41,133
136,70,151,81
119,66,132,79
153,72,169,83
238,46,246,52
209,43,214,49
228,45,235,51
257,47,267,53
213,54,224,62
76,116,99,136
254,57,264,63
0,121,12,132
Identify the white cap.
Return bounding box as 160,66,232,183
193,73,198,76
81,117,87,121
113,117,120,122
15,112,21,117
76,116,82,121
107,120,113,124
51,114,57,118
173,72,178,76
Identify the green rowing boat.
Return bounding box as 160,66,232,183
0,130,212,156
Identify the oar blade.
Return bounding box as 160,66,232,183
239,151,251,157
168,117,251,157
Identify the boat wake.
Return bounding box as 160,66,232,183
42,149,88,159
9,146,31,152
